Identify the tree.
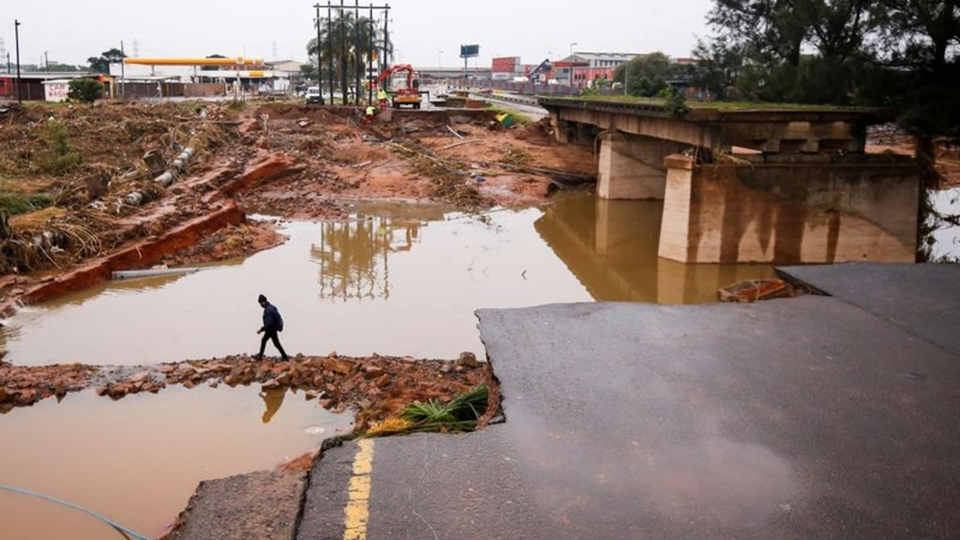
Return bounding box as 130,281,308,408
202,54,227,71
692,36,745,98
613,52,676,96
307,13,392,102
68,79,103,103
87,48,126,74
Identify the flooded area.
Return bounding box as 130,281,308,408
0,193,775,539
1,193,773,367
0,385,352,539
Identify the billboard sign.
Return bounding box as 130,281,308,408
460,45,480,58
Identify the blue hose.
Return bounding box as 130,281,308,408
0,484,151,540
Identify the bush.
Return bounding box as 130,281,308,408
0,191,55,215
658,87,690,116
67,79,104,103
41,120,82,174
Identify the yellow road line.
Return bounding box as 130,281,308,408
343,439,375,540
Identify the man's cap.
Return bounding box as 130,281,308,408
258,294,267,303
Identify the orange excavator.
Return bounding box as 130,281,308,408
374,64,422,109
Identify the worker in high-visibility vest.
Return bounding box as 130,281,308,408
364,105,376,125
377,88,389,109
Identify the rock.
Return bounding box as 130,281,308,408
0,387,8,403
158,365,177,374
95,386,108,396
342,380,356,393
10,288,25,296
363,366,384,379
224,374,239,386
304,390,319,400
131,371,150,383
183,380,196,389
374,374,391,388
319,399,334,409
209,381,220,389
313,375,325,388
262,380,281,391
458,352,480,368
327,359,355,375
179,366,197,378
276,373,292,385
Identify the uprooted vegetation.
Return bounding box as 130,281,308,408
0,101,239,275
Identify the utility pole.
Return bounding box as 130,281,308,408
44,51,49,72
327,7,334,104
313,4,324,104
368,5,374,104
354,0,360,105
340,0,347,105
6,53,10,75
120,40,125,98
14,19,22,103
382,4,389,74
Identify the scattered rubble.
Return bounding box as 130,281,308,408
0,360,99,412
1,354,493,431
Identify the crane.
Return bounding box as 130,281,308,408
373,64,422,109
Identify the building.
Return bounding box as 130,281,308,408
556,52,641,86
0,72,100,101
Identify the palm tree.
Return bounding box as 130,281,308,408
307,12,393,104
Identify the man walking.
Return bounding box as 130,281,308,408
255,294,288,361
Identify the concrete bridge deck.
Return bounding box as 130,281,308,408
537,98,920,265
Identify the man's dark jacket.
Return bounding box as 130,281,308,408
262,303,284,332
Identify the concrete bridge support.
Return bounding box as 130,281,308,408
598,133,688,200
658,154,921,264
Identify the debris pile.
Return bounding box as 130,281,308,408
0,361,99,412
1,354,492,430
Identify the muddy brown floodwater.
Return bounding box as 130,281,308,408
1,192,775,540
0,385,353,539
1,194,774,366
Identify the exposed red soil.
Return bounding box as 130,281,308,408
0,101,594,316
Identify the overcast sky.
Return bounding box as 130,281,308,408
3,0,714,68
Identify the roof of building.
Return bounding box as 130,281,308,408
0,72,96,80
563,52,642,62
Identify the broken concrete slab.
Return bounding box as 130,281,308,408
168,470,306,540
778,263,960,356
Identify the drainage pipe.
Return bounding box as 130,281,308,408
0,484,151,540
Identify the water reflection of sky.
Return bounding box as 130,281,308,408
1,195,774,366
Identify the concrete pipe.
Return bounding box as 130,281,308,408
124,192,144,206
154,171,176,186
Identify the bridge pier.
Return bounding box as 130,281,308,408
658,154,920,264
598,133,688,200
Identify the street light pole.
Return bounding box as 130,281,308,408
14,19,22,103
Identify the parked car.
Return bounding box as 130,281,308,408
306,86,322,105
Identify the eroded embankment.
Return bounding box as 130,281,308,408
0,354,491,430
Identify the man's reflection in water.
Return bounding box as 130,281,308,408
260,389,286,424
